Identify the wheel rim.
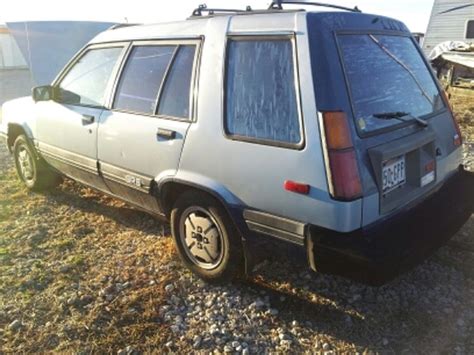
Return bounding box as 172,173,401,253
17,145,35,183
179,206,225,270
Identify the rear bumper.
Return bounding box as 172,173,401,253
309,168,474,285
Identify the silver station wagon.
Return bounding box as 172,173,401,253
1,1,473,285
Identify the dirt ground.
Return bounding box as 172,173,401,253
0,96,473,353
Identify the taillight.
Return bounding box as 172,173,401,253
322,111,362,201
442,91,463,147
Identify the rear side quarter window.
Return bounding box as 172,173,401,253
224,37,302,148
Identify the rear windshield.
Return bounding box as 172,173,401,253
338,34,445,134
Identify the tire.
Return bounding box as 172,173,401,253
13,135,61,191
170,190,244,284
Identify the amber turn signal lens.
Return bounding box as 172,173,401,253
323,111,353,150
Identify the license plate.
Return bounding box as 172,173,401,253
382,155,406,193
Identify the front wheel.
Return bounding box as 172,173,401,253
13,135,61,191
170,191,244,284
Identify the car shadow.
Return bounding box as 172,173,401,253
44,181,170,236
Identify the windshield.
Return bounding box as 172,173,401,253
338,34,445,134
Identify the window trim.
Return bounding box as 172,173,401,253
108,38,202,122
334,30,447,138
52,42,129,110
222,34,305,150
466,19,474,39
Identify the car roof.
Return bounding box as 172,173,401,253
90,11,307,44
90,9,407,45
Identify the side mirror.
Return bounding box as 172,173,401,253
32,85,81,105
32,85,55,102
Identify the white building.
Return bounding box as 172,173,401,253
423,1,474,54
0,25,28,69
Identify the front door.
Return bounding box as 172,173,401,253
97,41,200,213
36,44,126,191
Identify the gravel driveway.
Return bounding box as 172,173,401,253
0,134,473,353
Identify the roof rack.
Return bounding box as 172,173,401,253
191,4,253,17
268,1,361,13
109,23,140,30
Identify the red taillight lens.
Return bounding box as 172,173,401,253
328,150,362,199
442,91,463,146
322,111,362,201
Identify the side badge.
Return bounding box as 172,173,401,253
125,175,142,188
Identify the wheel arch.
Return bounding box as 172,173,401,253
158,177,241,219
7,123,34,152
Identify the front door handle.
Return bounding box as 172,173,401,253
82,114,95,125
157,128,176,140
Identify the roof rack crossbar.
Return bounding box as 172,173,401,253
268,1,361,13
192,4,253,17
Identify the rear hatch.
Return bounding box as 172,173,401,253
307,12,462,224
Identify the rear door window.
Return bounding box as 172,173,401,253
338,34,444,134
113,45,176,114
225,38,301,147
157,45,196,119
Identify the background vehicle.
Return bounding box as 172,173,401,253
1,1,473,285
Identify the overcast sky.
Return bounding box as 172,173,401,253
0,0,434,33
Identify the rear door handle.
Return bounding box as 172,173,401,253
157,128,176,140
82,114,95,125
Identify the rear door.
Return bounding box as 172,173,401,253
97,40,200,212
36,44,126,191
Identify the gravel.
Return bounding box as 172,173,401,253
0,117,473,353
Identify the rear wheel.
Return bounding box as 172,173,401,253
170,190,244,284
13,135,61,191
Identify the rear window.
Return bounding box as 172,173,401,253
338,34,444,134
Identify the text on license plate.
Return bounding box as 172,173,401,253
382,155,406,193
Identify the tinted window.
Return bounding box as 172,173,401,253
114,46,176,114
59,47,123,106
338,35,444,134
158,46,196,119
225,39,300,145
467,20,474,39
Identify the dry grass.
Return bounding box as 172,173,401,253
0,167,178,352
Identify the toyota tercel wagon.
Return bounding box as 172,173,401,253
1,1,473,285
